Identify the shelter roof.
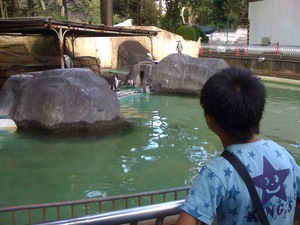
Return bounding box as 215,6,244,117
195,25,218,34
0,17,158,37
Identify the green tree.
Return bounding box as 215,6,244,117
179,0,202,25
141,0,159,26
223,0,249,28
159,0,181,32
195,0,250,28
113,0,159,26
195,0,215,25
209,0,226,28
84,0,101,24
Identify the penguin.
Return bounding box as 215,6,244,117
143,84,151,93
147,52,154,62
111,74,120,91
63,55,73,68
126,79,135,88
146,52,159,64
176,40,183,54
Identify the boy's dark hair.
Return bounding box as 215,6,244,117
200,67,266,141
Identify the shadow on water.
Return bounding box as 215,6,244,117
15,123,133,143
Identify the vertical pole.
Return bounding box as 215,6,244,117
159,0,162,16
101,0,113,26
137,0,142,25
247,19,250,45
58,27,65,69
226,19,228,44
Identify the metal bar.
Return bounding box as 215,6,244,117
98,201,102,213
57,207,61,220
0,186,190,225
125,198,129,208
0,186,190,213
30,200,184,225
12,211,16,225
155,217,165,225
85,203,88,215
71,205,75,218
43,207,47,222
28,209,33,224
112,199,116,210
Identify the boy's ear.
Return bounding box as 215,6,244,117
205,114,213,129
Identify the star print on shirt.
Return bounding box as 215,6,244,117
187,206,204,218
224,167,233,177
252,156,290,205
248,151,255,159
228,185,240,202
228,206,238,217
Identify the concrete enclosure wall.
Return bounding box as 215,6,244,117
72,26,200,69
249,0,300,46
0,26,200,76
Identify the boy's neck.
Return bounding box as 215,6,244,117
221,134,260,149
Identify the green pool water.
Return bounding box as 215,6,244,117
0,79,299,212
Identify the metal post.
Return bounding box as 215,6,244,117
226,19,228,44
51,27,69,69
58,27,64,69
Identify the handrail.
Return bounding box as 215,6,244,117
30,200,184,225
200,43,300,57
0,186,190,225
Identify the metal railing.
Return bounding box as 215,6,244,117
200,43,300,57
0,186,190,225
31,200,184,225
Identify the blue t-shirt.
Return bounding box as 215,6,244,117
181,139,300,225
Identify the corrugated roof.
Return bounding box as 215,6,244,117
0,17,158,69
0,17,158,37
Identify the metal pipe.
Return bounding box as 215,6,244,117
30,200,184,225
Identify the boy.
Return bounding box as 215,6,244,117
176,67,300,225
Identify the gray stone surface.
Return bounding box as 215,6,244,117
0,68,128,133
117,40,153,71
127,53,229,95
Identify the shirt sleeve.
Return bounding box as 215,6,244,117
180,165,225,225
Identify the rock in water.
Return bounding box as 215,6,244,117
127,53,229,96
149,54,229,95
0,68,128,133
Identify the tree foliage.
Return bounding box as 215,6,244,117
159,0,181,32
1,0,250,31
84,0,100,24
113,0,159,26
160,0,250,33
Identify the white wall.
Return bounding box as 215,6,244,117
249,0,300,45
73,26,200,69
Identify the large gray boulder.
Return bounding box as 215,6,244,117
0,68,128,133
117,40,153,71
127,53,229,95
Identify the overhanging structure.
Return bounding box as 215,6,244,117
0,17,158,68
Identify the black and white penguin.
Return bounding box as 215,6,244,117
143,84,151,93
126,79,135,88
111,74,120,91
176,40,183,54
63,55,73,68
